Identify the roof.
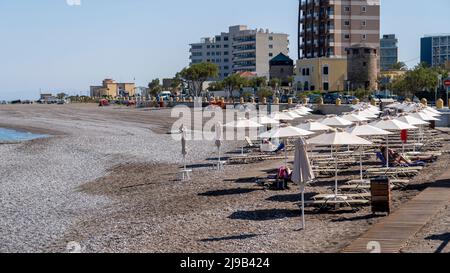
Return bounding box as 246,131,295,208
238,71,258,78
270,53,294,66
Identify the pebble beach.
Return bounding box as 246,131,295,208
0,104,449,253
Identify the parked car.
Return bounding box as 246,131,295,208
308,94,322,104
0,100,7,105
323,93,342,104
342,95,357,104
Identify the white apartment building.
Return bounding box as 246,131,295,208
189,25,289,79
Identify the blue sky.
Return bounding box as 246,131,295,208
0,0,449,100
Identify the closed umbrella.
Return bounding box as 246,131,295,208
372,117,417,167
347,124,392,181
321,115,354,128
308,130,372,197
259,125,314,167
292,138,315,230
180,125,191,181
214,122,223,171
224,118,263,155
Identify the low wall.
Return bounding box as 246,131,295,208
437,109,450,127
315,104,354,115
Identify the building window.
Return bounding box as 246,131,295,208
344,6,351,12
362,34,367,40
323,82,329,91
344,34,350,40
269,45,273,49
269,53,273,57
224,37,229,41
344,20,350,27
224,52,229,55
362,20,367,27
362,6,367,13
363,62,367,67
269,36,274,41
323,66,329,75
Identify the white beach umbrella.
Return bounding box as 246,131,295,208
308,130,372,197
424,107,441,115
259,125,314,167
224,118,263,155
409,111,440,122
250,116,280,125
341,113,369,123
372,118,418,167
269,112,295,121
395,114,429,153
292,138,315,230
292,108,311,116
284,110,303,119
422,108,442,117
321,115,354,128
297,121,332,132
352,109,378,120
396,114,429,126
296,105,314,112
347,124,392,181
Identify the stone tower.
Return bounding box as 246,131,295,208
346,44,379,91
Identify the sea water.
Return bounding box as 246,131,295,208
0,128,48,142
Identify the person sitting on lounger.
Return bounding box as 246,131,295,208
380,146,436,165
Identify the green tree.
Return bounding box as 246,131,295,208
256,87,273,100
390,63,444,98
207,81,224,92
222,74,248,98
148,79,162,97
269,78,281,89
56,93,67,100
176,62,219,97
391,62,408,70
248,76,267,89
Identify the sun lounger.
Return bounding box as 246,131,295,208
313,193,371,201
304,199,370,210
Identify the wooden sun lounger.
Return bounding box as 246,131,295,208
313,193,371,201
304,199,370,209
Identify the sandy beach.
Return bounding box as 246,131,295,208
0,104,449,253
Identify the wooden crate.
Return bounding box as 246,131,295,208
371,177,392,214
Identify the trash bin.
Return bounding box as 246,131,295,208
371,176,391,215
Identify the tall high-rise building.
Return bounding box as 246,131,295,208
189,25,289,79
421,34,450,68
298,0,380,59
380,34,399,70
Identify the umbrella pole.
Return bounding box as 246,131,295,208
335,146,338,197
413,129,417,153
301,190,306,230
386,135,390,168
218,147,221,171
284,138,288,168
360,148,364,181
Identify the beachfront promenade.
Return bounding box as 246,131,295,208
344,168,450,253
